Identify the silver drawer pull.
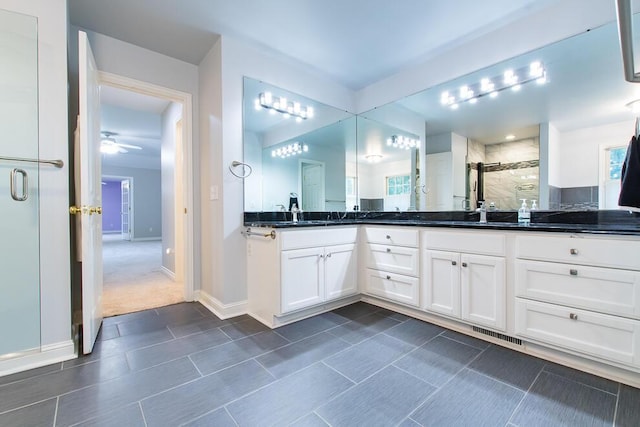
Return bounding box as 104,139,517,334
569,313,578,320
386,275,391,280
326,253,332,258
569,269,578,276
462,262,468,267
570,248,579,255
386,235,391,239
386,248,391,253
319,254,324,259
451,261,457,266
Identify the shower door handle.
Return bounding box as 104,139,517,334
10,168,28,201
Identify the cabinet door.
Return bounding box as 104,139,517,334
325,244,358,300
461,254,506,331
423,250,460,317
281,247,324,313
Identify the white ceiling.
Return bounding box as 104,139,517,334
68,0,555,90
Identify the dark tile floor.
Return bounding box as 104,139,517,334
0,302,638,426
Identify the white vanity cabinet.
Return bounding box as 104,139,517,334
363,226,420,307
514,234,640,368
247,226,358,327
281,243,357,312
423,230,506,331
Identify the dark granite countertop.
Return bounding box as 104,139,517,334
244,210,640,235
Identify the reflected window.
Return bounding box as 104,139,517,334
386,175,411,196
608,146,627,180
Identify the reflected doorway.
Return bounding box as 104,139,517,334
300,160,325,211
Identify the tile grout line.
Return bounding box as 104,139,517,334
139,401,149,427
612,382,621,427
52,396,59,427
541,365,619,396
505,363,545,426
224,406,240,427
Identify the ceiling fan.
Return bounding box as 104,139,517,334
100,131,143,154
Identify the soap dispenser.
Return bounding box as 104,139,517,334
518,199,530,226
291,203,299,223
478,201,487,224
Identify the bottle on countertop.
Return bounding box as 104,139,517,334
518,199,530,226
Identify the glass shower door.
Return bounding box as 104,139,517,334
0,9,40,357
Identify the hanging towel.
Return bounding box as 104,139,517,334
618,135,640,212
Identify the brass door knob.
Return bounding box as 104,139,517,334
69,206,82,215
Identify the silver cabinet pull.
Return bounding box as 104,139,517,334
386,275,391,280
326,253,332,258
570,269,578,276
569,313,578,320
451,261,457,266
462,262,468,267
319,254,324,259
386,248,391,253
10,168,28,201
386,235,391,239
570,248,579,255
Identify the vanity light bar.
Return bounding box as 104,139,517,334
441,61,547,109
256,92,314,122
271,142,309,159
386,135,420,150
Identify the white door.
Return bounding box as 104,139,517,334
301,162,325,211
425,153,452,210
77,31,103,354
281,247,324,313
460,254,506,331
423,250,460,317
324,244,357,300
121,179,131,240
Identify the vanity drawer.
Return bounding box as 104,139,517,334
364,269,419,307
515,260,640,318
422,230,505,256
365,227,419,248
366,244,419,277
516,235,640,270
280,227,357,250
515,299,640,367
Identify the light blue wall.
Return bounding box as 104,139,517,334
103,165,161,240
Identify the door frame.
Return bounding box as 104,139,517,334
98,71,195,301
101,175,133,239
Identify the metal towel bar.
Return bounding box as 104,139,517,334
0,155,64,168
242,228,276,239
616,0,640,82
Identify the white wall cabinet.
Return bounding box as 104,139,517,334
423,231,506,331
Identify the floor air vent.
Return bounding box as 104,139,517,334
472,326,522,345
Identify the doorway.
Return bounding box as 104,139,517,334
98,74,194,316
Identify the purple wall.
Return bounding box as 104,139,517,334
102,179,122,233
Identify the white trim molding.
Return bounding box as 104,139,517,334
0,340,75,378
196,291,248,319
160,266,176,280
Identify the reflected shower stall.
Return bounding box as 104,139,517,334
0,9,41,359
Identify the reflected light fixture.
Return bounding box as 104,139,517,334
626,99,640,114
255,92,314,122
271,142,309,158
505,134,516,141
441,61,547,109
386,135,420,150
365,154,383,163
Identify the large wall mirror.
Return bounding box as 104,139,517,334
365,15,640,212
243,78,356,212
244,16,640,214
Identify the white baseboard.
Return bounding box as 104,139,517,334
160,266,176,280
132,237,162,242
195,290,247,320
0,340,76,378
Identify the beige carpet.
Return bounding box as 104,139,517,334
102,235,183,317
